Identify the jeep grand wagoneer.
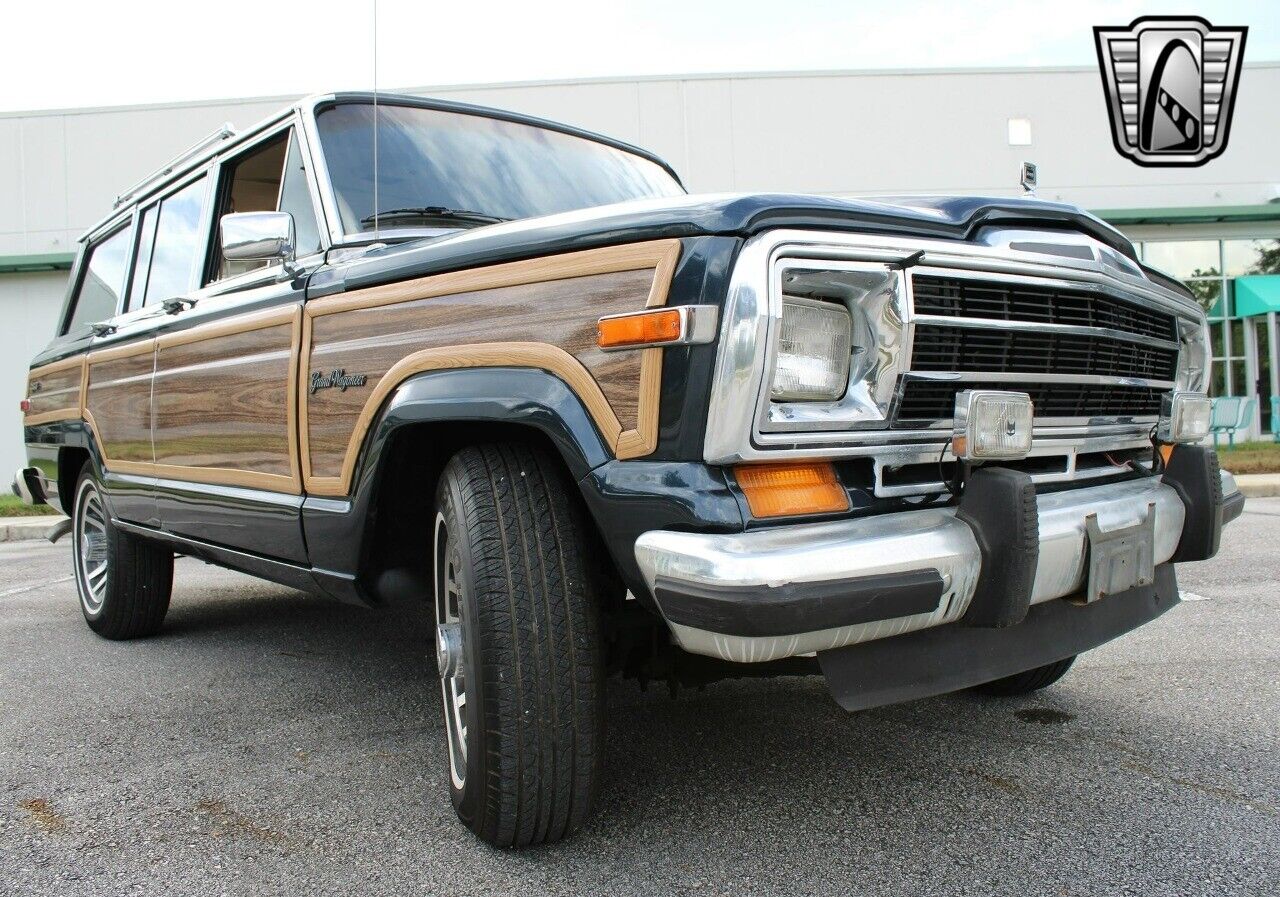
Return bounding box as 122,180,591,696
16,92,1243,847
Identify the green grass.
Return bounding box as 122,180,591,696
0,494,56,517
1216,440,1280,475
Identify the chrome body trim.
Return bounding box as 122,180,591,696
704,229,1207,468
872,434,1152,498
635,471,1238,663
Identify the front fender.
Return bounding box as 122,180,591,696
301,366,617,603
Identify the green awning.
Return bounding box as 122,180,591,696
1234,275,1280,318
0,252,75,274
1093,204,1280,226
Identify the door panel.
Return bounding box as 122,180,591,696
85,342,156,471
150,299,307,561
152,309,300,491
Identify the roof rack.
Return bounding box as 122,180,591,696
112,122,236,209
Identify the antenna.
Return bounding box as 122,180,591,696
372,0,379,239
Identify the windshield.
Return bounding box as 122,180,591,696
315,103,685,234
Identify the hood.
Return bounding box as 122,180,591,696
319,192,1140,296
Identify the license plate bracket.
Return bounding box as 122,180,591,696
1083,502,1156,604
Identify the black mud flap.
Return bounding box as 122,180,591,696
819,564,1179,712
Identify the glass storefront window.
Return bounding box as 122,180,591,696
1230,360,1249,396
1224,238,1280,276
1141,240,1221,280
1136,235,1278,410
1186,278,1222,317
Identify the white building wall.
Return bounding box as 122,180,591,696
2,272,67,476
2,64,1279,477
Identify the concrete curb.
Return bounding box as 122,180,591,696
1231,473,1280,498
0,515,67,543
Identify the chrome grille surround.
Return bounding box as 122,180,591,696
704,228,1208,494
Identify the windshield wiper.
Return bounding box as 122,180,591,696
360,206,509,227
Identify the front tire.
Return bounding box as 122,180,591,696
433,443,605,848
72,465,173,639
973,656,1076,696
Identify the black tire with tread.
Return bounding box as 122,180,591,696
437,443,604,848
973,655,1076,696
73,465,173,640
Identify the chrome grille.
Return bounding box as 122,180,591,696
912,274,1177,341
910,325,1178,380
896,381,1165,424
901,272,1180,426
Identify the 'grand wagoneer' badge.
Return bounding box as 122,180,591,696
310,369,369,394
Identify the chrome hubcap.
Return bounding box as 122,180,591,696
436,622,464,678
434,512,468,790
74,480,109,615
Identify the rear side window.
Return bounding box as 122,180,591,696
64,223,134,335
143,175,209,306
127,204,159,312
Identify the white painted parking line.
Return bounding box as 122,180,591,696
1181,592,1212,602
0,575,72,599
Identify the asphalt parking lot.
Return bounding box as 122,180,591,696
2,502,1278,897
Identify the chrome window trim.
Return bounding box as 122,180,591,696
704,228,1206,465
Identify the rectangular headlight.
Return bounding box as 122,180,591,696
952,390,1034,460
769,297,852,401
1158,391,1212,443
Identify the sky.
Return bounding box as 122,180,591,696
2,0,1276,113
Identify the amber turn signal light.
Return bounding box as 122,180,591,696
734,462,849,518
597,308,683,350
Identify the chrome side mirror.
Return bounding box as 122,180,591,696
220,211,295,263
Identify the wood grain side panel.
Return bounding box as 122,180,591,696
305,268,655,482
25,358,85,424
153,322,296,483
85,348,154,464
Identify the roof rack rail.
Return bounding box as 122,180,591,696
112,122,236,209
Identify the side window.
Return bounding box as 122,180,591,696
279,132,321,258
211,128,322,282
64,223,134,335
144,175,209,307
127,204,158,312
212,133,288,281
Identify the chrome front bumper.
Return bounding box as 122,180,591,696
634,471,1240,663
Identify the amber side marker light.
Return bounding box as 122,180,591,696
597,308,684,350
734,462,850,518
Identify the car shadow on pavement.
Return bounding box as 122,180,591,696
146,575,1116,855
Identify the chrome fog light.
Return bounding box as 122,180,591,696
1158,391,1212,443
952,390,1034,460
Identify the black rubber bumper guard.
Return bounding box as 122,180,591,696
819,444,1236,711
